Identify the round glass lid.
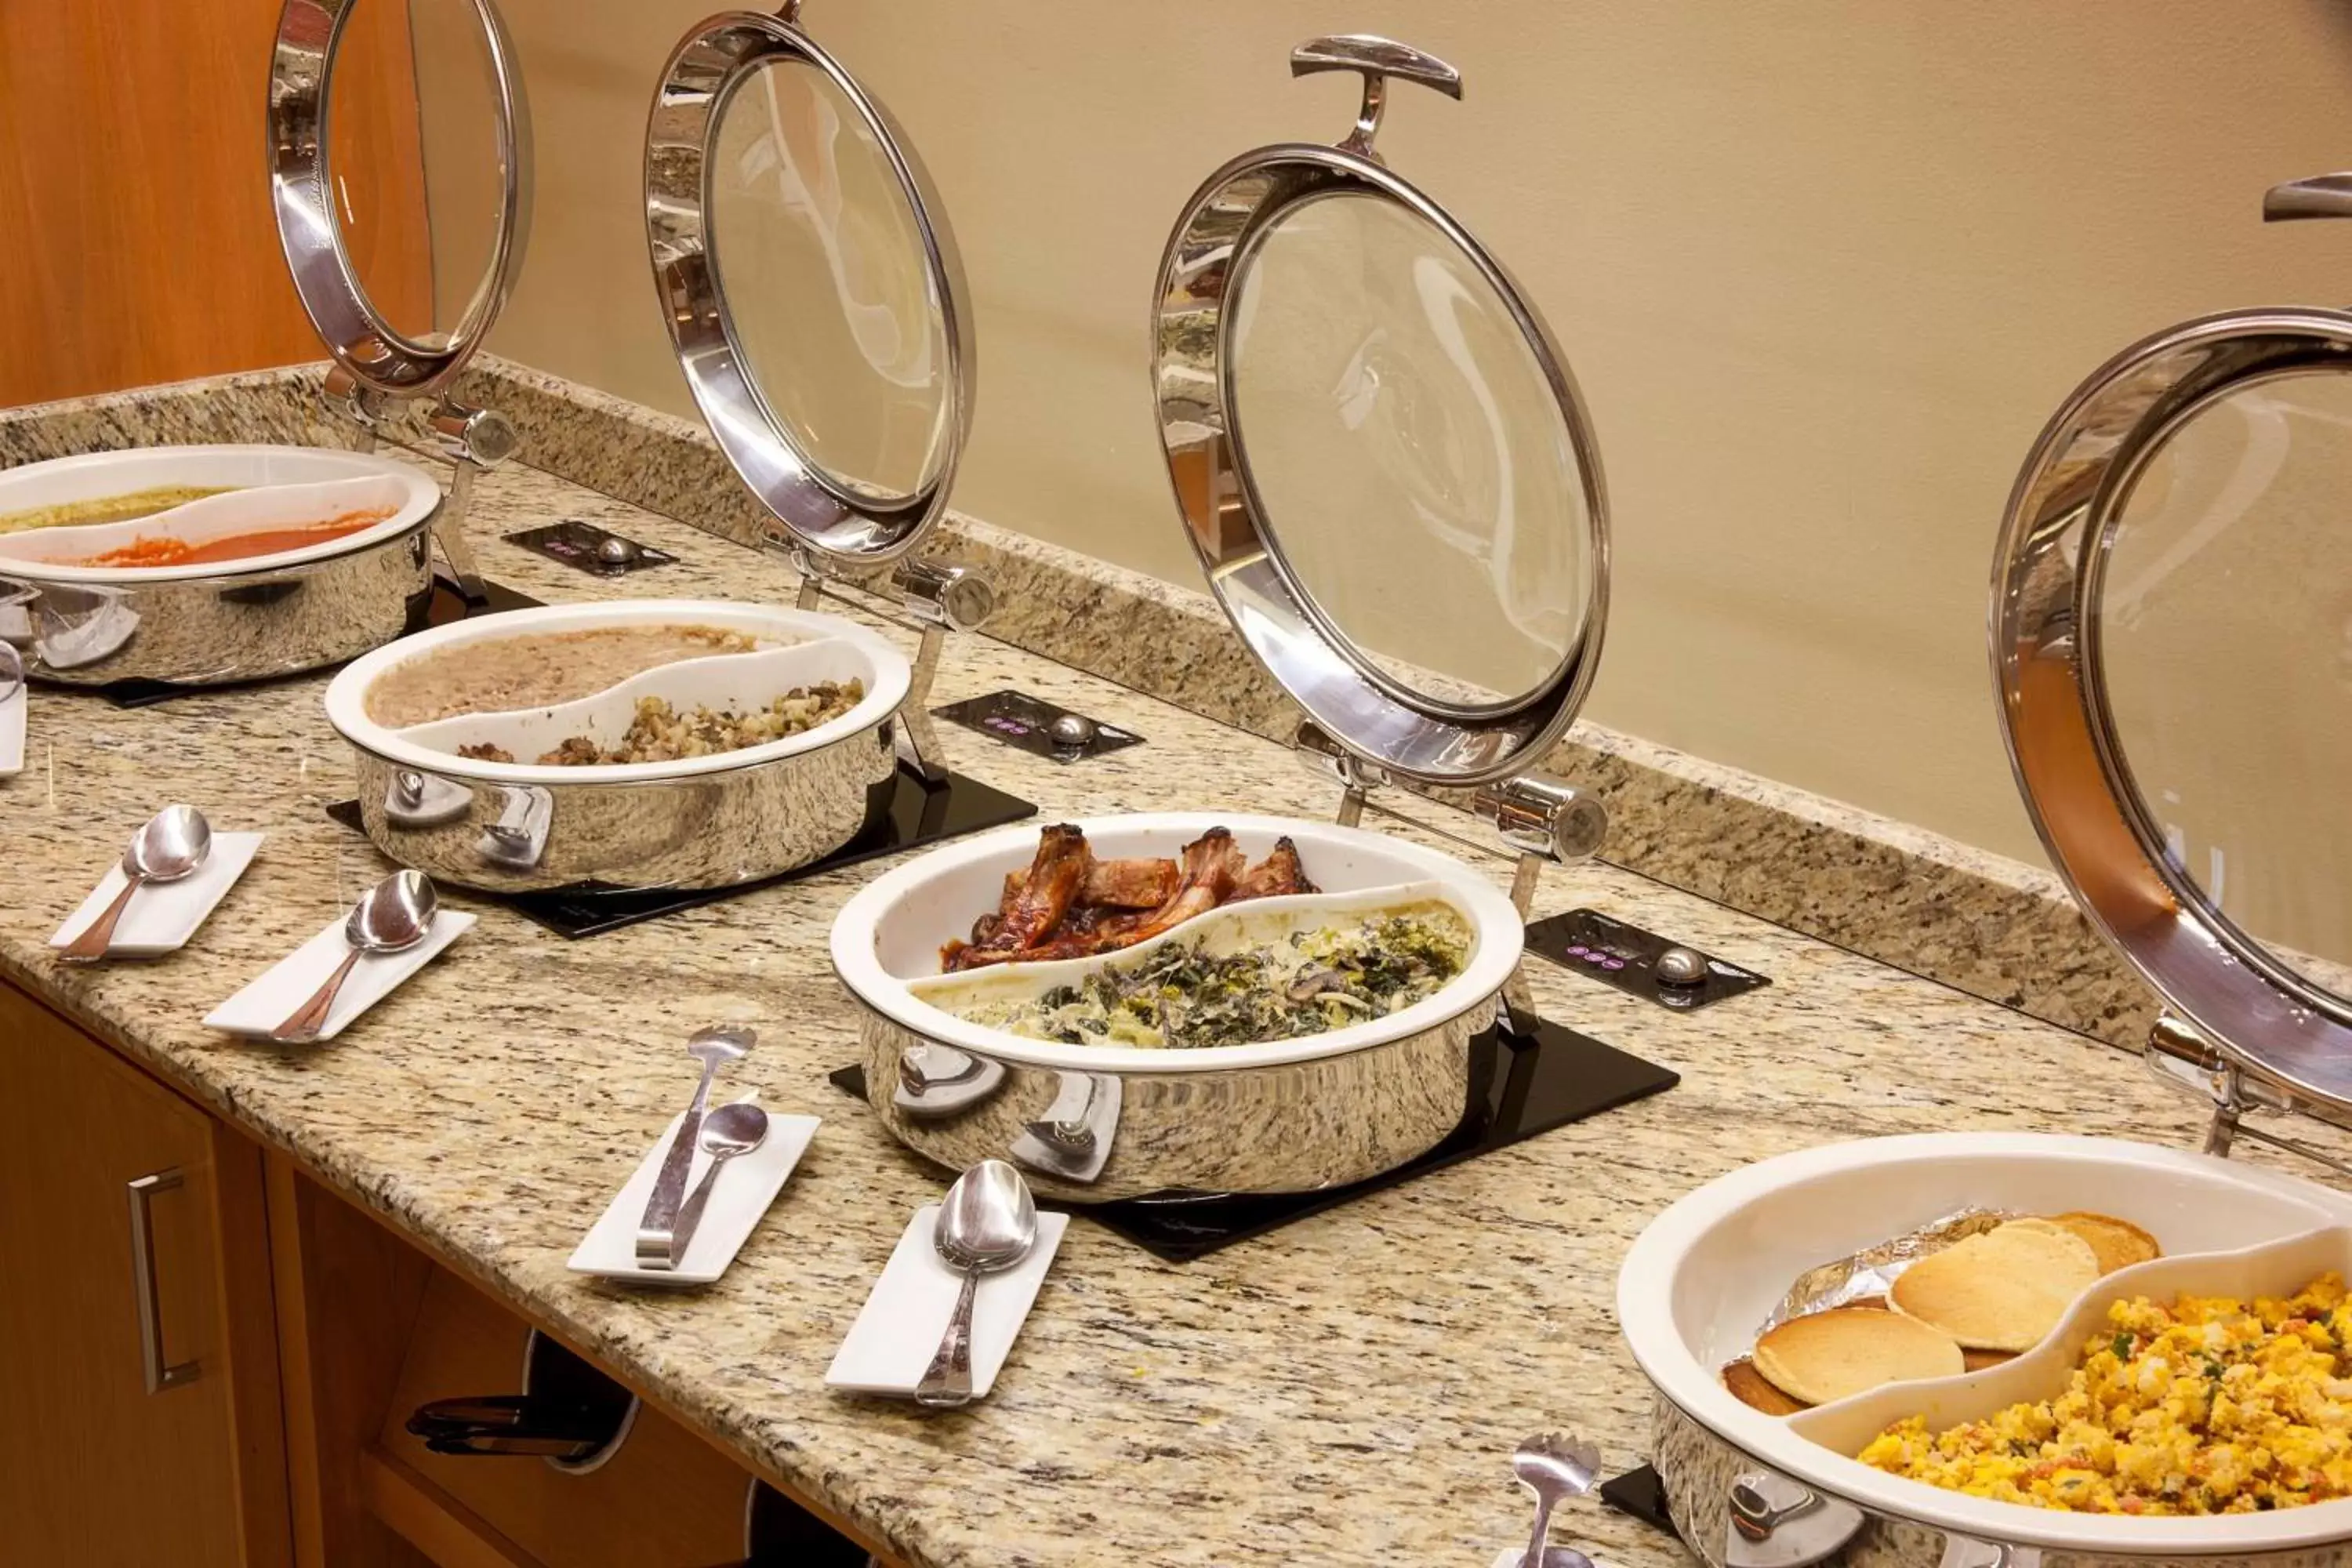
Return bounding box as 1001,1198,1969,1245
268,0,532,397
1151,36,1608,789
1994,304,2352,1110
646,5,971,568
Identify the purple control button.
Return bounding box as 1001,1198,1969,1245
1566,944,1589,956
1602,957,1627,971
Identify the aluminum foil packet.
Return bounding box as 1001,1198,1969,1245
1756,1207,2020,1336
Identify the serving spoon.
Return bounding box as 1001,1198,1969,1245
58,804,212,964
271,870,437,1041
915,1160,1038,1407
662,1101,770,1266
1513,1431,1599,1568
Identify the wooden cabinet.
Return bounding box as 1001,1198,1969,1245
0,989,290,1567
0,985,893,1568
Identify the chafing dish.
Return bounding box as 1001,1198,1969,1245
826,32,1623,1200
0,445,439,686
1621,1133,2352,1568
1621,165,2352,1568
323,599,908,892
830,812,1526,1201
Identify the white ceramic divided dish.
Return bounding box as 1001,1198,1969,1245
1788,1224,2352,1456
0,447,438,583
1620,1131,2352,1553
831,812,1523,1074
398,642,876,764
324,600,910,786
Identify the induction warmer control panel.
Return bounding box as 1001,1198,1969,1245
1524,908,1770,1011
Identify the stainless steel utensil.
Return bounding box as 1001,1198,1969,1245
636,1026,755,1265
0,641,23,704
271,869,439,1042
58,804,213,964
659,1100,768,1269
1513,1432,1599,1568
914,1160,1037,1408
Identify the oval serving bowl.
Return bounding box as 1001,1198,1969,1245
0,445,440,685
829,811,1525,1201
1617,1132,2352,1568
325,599,910,893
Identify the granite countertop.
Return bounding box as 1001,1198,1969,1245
3,454,2335,1568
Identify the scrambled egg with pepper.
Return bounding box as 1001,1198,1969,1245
1860,1273,2352,1515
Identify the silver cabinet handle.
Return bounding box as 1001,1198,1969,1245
126,1170,199,1393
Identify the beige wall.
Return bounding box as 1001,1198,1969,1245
417,2,2352,866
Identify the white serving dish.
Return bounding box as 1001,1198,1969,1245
1619,1131,2352,1558
325,600,909,787
835,814,1522,1076
205,907,477,1042
0,448,438,583
906,878,1472,1046
825,1204,1072,1399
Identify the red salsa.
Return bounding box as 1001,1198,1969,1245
72,507,394,568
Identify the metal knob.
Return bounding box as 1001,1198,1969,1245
1475,774,1607,866
1047,714,1098,753
1654,946,1708,986
896,558,994,633
595,535,641,568
428,400,521,468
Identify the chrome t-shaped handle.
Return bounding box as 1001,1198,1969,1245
1290,34,1462,159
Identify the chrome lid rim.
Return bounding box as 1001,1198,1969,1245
643,9,974,571
1992,303,2352,1109
1149,136,1609,789
267,0,532,397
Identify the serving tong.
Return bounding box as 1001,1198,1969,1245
637,1025,755,1268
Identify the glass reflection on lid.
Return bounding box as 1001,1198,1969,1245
2095,368,2352,1006
709,57,952,508
1226,191,1592,711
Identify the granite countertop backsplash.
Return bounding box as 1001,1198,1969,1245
3,402,2339,1568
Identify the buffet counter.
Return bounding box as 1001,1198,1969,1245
5,455,2332,1568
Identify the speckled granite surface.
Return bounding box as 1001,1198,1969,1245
0,361,2154,1056
0,435,2330,1566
